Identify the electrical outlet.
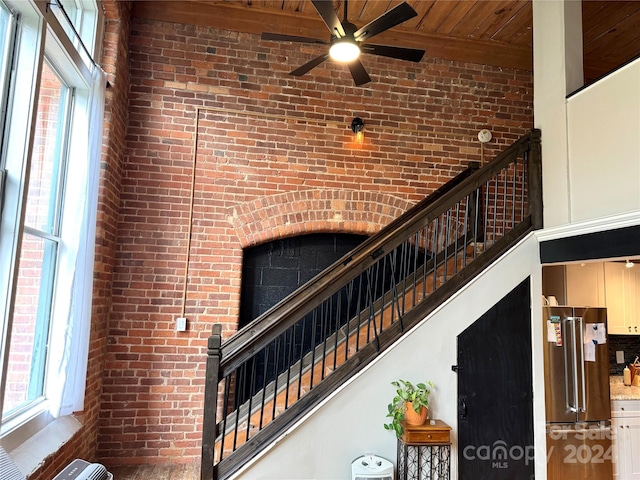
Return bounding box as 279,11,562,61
617,350,625,364
176,317,187,332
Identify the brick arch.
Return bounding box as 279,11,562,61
227,189,413,248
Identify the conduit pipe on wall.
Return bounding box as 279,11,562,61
180,107,200,321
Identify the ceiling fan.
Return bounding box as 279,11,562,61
261,0,425,86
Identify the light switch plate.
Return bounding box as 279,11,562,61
176,317,187,332
616,350,625,364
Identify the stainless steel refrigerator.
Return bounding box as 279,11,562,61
543,306,612,479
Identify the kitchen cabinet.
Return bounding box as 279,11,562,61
605,262,640,335
612,400,640,479
543,261,640,334
566,263,606,307
542,265,567,305
541,263,606,306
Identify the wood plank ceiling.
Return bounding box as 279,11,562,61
133,0,640,82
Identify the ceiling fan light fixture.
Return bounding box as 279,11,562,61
262,1,422,84
329,39,360,63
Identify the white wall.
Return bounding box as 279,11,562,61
567,58,640,222
533,0,584,228
234,234,545,480
533,0,640,228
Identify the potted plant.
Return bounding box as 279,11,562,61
383,379,434,438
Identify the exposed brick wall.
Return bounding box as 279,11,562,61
26,2,132,479
229,189,414,247
84,0,132,465
96,15,533,467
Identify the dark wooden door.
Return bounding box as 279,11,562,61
457,278,534,479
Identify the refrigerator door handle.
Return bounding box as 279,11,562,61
565,317,578,413
563,317,571,412
577,317,587,413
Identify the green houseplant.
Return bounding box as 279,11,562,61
383,379,434,438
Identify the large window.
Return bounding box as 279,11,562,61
3,61,72,420
0,0,103,457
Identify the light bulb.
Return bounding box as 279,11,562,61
329,40,360,63
350,117,364,144
626,260,634,268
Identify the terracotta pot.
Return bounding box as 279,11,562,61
404,402,428,426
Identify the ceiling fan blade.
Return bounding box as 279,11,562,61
347,60,371,86
290,53,330,77
261,32,328,44
311,0,346,38
361,44,425,63
354,2,418,42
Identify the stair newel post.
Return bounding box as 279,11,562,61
202,324,223,480
527,129,543,230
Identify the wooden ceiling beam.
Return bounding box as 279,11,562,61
131,0,533,71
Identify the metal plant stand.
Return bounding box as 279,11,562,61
397,420,451,480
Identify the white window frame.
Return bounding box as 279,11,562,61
4,55,76,425
0,0,103,473
51,0,102,69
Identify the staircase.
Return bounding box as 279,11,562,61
201,129,542,480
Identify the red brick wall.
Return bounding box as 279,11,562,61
26,1,132,479
96,16,533,467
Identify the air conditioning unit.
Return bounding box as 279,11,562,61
351,454,394,480
0,446,26,480
52,459,113,480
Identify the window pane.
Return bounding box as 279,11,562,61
52,0,79,44
2,233,56,418
51,0,97,68
24,62,68,234
0,1,15,153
